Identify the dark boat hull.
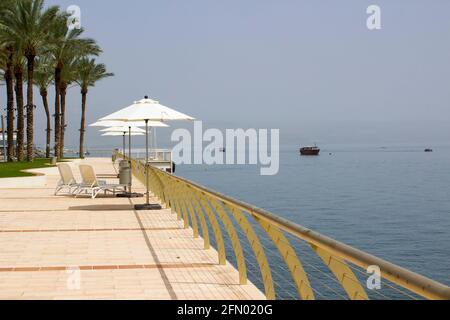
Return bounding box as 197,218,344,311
300,148,320,156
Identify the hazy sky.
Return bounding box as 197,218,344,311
30,0,450,148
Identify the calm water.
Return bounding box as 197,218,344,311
84,144,449,291
175,144,450,286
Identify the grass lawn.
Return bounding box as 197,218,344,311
0,158,56,178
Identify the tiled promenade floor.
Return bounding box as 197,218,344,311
0,158,264,300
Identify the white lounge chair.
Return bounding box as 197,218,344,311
55,163,81,195
76,164,127,199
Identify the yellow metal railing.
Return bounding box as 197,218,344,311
117,152,450,300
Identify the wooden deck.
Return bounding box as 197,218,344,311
0,158,264,300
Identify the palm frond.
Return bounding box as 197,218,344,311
34,55,54,89
74,57,114,92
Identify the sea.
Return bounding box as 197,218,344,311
80,143,450,298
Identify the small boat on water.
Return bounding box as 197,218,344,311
424,148,433,153
300,145,320,156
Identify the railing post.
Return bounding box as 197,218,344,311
255,217,315,300
186,186,211,249
180,183,200,238
196,194,227,265
309,244,369,300
159,174,175,212
175,181,191,229
207,196,247,285
223,204,275,300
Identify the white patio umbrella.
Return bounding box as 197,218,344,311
99,96,195,210
90,120,166,128
102,132,145,136
100,126,146,133
102,131,145,153
92,121,167,159
102,132,144,156
100,125,167,158
99,97,195,123
91,119,169,199
101,131,146,197
100,127,146,157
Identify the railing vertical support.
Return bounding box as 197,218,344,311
310,244,369,300
181,183,200,239
186,187,211,249
256,217,315,300
207,196,247,285
224,204,275,300
197,194,227,265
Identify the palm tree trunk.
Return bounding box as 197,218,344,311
79,89,88,159
59,84,67,159
26,55,35,162
5,48,15,162
40,88,51,158
14,66,24,162
54,66,61,159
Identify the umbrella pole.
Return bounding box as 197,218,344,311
146,120,150,205
128,127,131,159
149,127,152,151
135,119,161,210
122,133,126,156
117,128,143,199
129,126,132,194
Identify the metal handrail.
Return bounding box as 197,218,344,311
117,152,450,300
169,175,450,300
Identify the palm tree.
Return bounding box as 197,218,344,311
34,57,53,158
49,16,101,159
59,57,77,159
0,0,15,162
0,51,15,162
0,48,15,162
13,52,25,161
75,58,113,158
0,0,59,161
3,46,14,162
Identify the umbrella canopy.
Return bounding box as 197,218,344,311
102,132,144,137
90,120,167,128
100,126,147,134
98,96,193,210
99,97,195,122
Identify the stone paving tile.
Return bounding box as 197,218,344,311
0,158,265,300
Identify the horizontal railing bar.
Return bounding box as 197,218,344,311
150,165,450,300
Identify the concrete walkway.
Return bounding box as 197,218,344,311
0,158,264,300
